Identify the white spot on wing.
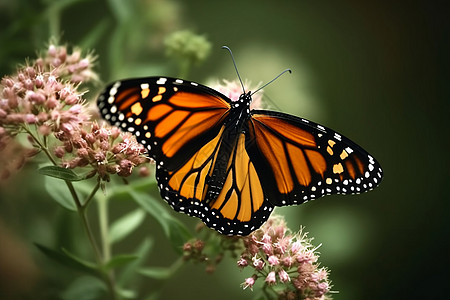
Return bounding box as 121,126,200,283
156,78,167,85
109,81,121,97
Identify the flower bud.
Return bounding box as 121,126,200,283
268,255,279,266
252,256,265,270
54,146,66,158
237,257,248,268
138,166,150,177
48,45,57,56
278,269,290,283
25,114,37,124
265,271,276,285
241,276,256,290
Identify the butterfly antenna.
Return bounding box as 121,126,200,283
222,46,246,93
251,68,292,96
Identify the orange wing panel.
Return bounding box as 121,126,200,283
169,92,230,109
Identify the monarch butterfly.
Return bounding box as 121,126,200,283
97,62,382,236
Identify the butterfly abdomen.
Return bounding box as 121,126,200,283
201,92,253,201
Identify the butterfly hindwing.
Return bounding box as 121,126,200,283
156,130,274,236
246,110,383,207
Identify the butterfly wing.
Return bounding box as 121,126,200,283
157,132,274,235
245,110,383,206
97,77,231,170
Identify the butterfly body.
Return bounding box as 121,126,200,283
204,92,257,197
98,76,383,235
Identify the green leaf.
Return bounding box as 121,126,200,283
139,258,184,280
61,248,98,270
130,190,192,253
104,254,138,270
38,165,84,181
167,219,192,254
61,275,106,300
130,190,171,222
117,238,153,287
138,266,172,280
34,243,99,276
109,208,146,244
107,0,133,22
107,177,156,197
117,289,136,299
44,175,77,211
142,291,162,300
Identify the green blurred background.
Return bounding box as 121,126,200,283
0,1,448,299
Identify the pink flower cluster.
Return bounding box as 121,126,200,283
0,44,150,180
0,45,92,134
55,122,149,180
239,215,332,300
36,44,98,83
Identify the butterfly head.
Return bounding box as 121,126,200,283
231,91,252,111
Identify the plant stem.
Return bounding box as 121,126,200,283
47,4,61,39
97,192,111,262
78,201,118,300
26,128,102,259
26,127,119,299
178,58,192,79
96,192,119,300
83,178,101,208
77,200,103,264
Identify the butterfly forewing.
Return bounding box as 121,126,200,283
97,77,231,170
247,110,383,206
